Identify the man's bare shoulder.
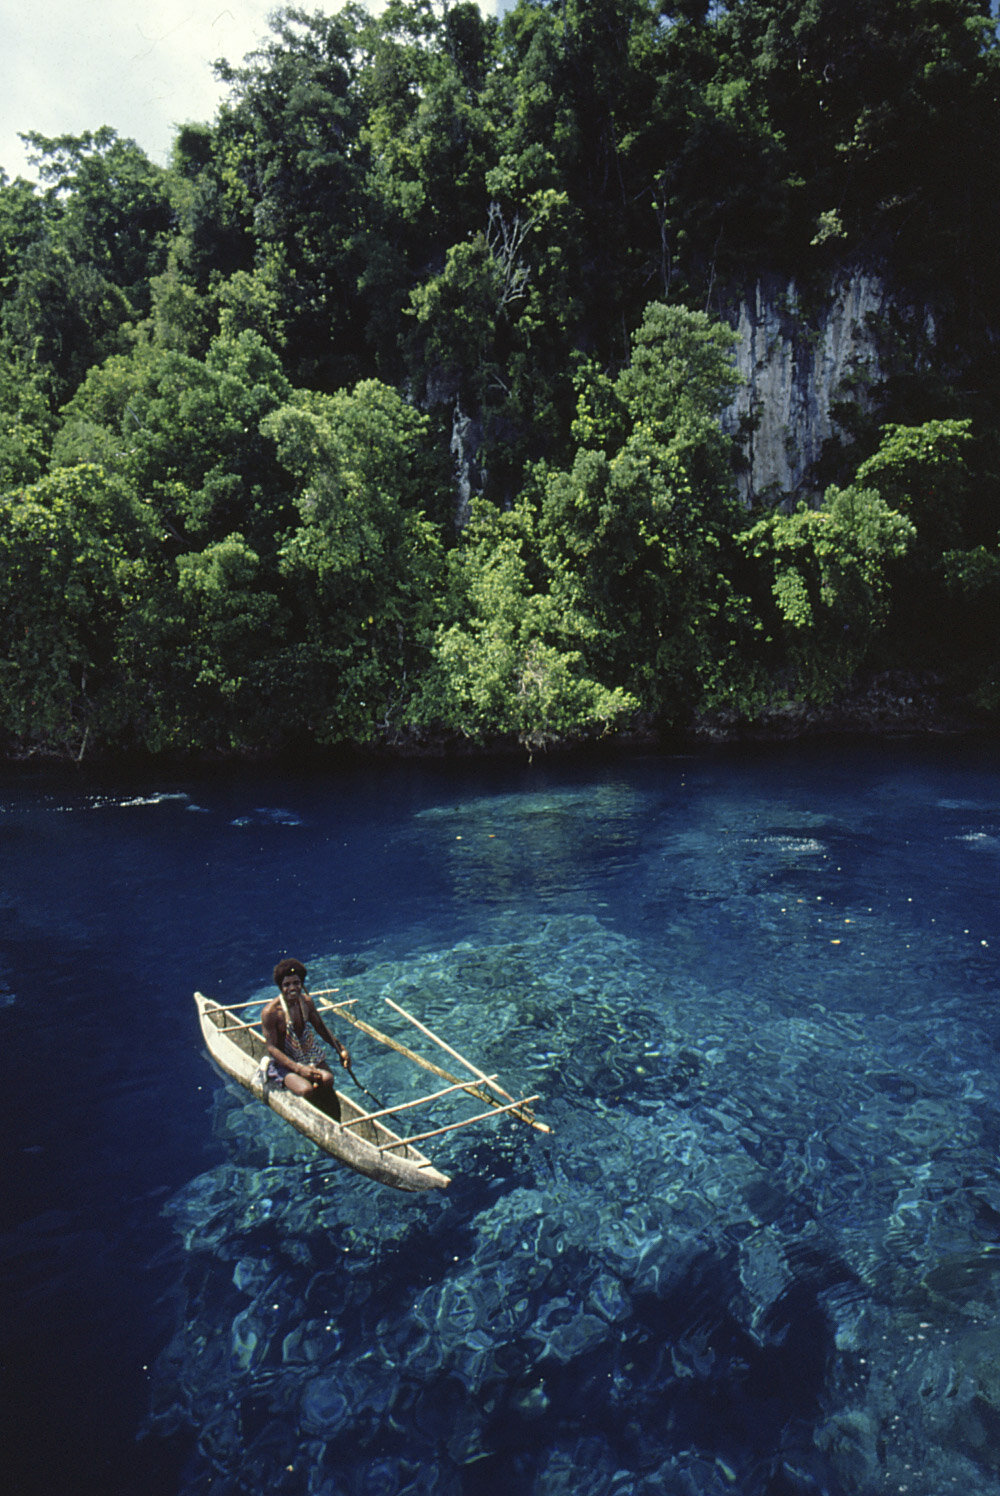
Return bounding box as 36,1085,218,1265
301,990,324,1018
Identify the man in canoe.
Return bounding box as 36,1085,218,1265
262,958,351,1108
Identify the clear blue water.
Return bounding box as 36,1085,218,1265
2,740,999,1496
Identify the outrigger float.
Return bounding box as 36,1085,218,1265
194,989,549,1193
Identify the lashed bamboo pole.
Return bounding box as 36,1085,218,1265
200,993,357,1016
379,1095,542,1151
207,992,549,1136
210,1002,354,1041
383,996,508,1098
329,1007,549,1133
383,996,551,1134
339,1074,500,1131
309,990,359,1011
326,1009,491,1099
199,996,267,1014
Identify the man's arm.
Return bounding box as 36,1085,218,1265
306,995,350,1067
261,1003,300,1075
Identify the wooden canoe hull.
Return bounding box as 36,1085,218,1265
194,993,450,1193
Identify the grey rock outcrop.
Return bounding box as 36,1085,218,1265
724,271,929,503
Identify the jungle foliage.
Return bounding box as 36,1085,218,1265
1,0,998,757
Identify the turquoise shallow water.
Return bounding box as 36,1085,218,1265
2,741,999,1495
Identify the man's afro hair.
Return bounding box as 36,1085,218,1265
273,957,307,987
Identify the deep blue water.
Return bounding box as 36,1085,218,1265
2,740,999,1496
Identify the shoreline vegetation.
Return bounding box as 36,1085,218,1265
2,3,999,764
2,670,994,770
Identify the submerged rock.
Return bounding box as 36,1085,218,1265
300,1373,354,1437
149,900,1000,1495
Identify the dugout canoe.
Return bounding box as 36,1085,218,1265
194,992,451,1192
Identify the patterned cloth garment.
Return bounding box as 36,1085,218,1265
265,997,327,1084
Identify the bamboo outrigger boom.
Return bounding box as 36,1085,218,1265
195,982,549,1192
315,1004,528,1120
383,996,552,1134
214,998,358,1036
199,992,357,1016
323,1000,550,1134
379,1095,542,1152
338,1075,501,1130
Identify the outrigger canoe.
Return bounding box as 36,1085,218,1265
194,989,548,1194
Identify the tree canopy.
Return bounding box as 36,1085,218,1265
1,0,998,757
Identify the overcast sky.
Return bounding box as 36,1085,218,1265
1,2,337,181
2,3,509,184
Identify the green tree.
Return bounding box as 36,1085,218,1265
0,350,54,487
532,303,748,721
0,170,45,295
163,120,255,292
212,5,369,388
740,483,916,698
415,498,636,752
20,129,172,299
3,238,134,403
355,0,498,379
264,380,448,745
847,418,984,673
52,332,294,552
1,132,173,402
853,419,973,556
716,0,1000,305
939,544,1000,712
139,534,289,753
0,465,154,754
416,301,746,745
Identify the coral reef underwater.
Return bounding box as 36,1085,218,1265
149,864,1000,1496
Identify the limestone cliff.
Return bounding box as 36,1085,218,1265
723,271,931,504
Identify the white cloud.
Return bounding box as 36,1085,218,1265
1,1,293,180
1,1,507,184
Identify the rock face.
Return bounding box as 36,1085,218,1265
445,266,933,518
450,400,481,529
723,270,927,503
